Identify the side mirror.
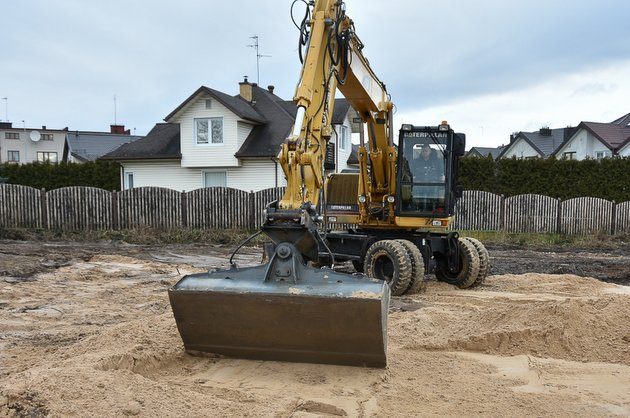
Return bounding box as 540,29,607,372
453,133,466,156
455,185,464,199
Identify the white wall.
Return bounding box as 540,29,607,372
556,128,612,160
618,143,630,157
500,137,540,159
168,92,248,168
0,128,66,163
122,159,285,192
333,112,353,172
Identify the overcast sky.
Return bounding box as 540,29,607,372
2,0,629,147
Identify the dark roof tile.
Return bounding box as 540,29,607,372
100,123,180,160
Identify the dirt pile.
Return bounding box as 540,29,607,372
1,244,629,416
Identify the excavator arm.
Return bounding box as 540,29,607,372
278,0,396,226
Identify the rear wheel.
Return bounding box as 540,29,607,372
435,238,480,289
365,240,412,296
462,237,489,287
395,239,426,294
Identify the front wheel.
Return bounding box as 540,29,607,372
365,240,412,296
435,238,480,289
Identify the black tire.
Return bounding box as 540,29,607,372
395,239,426,294
462,237,490,287
365,240,412,296
352,260,364,273
435,238,480,289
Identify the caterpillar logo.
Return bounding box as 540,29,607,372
326,204,359,212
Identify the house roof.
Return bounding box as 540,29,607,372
105,83,355,161
234,85,297,158
100,123,181,160
235,86,353,158
467,146,505,159
67,131,141,162
611,112,630,127
164,86,266,124
580,121,630,150
499,127,573,159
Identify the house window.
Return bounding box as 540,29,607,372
595,151,610,160
37,151,58,163
7,150,19,162
125,172,134,189
203,171,227,187
5,132,19,139
195,118,223,145
339,125,350,150
563,151,576,160
205,99,212,109
40,133,54,141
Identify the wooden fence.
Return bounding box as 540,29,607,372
0,184,628,235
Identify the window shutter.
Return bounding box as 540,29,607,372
324,142,336,170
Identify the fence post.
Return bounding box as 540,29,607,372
611,200,616,235
499,194,505,231
248,190,256,230
181,191,188,228
556,198,562,234
40,188,48,229
111,190,119,230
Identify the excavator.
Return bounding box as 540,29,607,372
169,0,488,368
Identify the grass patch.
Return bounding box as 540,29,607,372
0,227,265,246
461,230,630,250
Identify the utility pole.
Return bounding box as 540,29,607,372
246,35,271,84
2,97,7,122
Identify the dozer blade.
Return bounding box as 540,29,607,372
169,243,389,367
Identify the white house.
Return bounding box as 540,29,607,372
102,80,358,191
0,122,67,164
552,113,630,160
498,127,574,160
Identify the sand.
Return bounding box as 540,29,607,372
1,249,630,417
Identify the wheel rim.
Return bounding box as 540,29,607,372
372,252,395,283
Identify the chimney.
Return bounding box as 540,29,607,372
239,76,253,102
510,132,518,143
539,126,552,136
0,122,12,129
267,85,275,94
42,125,46,130
563,126,575,141
110,124,128,135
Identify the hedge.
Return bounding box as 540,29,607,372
460,156,630,202
0,161,121,191
1,157,628,202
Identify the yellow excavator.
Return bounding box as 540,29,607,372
169,0,488,368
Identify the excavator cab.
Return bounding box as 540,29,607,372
396,124,465,218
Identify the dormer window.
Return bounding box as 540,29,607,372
195,117,223,145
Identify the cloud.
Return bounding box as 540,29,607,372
1,0,629,136
395,60,630,148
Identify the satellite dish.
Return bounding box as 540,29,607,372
30,130,41,142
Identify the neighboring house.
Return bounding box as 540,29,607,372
552,112,630,160
0,122,68,164
67,125,141,162
498,127,575,160
466,146,505,160
102,79,358,191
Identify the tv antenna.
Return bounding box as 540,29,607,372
1,97,7,122
246,35,271,84
113,95,117,125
